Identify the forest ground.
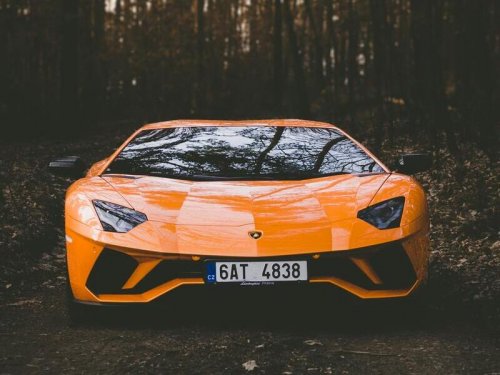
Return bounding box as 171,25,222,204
0,124,498,374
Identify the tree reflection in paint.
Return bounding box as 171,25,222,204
106,126,384,180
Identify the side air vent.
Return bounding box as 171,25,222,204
86,248,138,295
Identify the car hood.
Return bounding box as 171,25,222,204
100,173,390,227
80,173,393,255
65,172,430,255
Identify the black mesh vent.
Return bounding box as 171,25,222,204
125,260,205,294
309,257,373,289
86,248,138,295
368,244,416,289
308,242,416,290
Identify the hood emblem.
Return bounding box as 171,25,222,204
249,230,263,240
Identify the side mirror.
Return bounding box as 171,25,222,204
395,153,432,174
48,156,87,178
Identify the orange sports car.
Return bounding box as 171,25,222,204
49,119,431,321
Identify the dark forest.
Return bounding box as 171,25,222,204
1,0,498,151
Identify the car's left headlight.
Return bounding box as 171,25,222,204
92,200,148,233
357,197,405,229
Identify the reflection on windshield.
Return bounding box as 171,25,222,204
105,126,384,180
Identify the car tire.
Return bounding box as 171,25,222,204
351,287,429,326
65,278,100,326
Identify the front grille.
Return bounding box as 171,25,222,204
309,243,415,290
126,260,205,294
309,256,373,288
85,242,417,296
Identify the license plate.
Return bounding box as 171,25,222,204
206,261,307,284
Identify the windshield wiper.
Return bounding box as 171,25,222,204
173,172,352,181
312,171,351,178
189,174,275,181
101,173,141,179
258,171,351,180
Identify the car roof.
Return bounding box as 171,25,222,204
140,119,338,130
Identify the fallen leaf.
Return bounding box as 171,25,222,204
242,360,258,371
304,339,323,346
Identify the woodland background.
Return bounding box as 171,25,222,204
0,0,498,153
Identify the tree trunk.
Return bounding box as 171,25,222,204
283,0,310,117
369,0,387,149
455,0,496,152
273,0,283,110
196,0,205,115
304,0,324,90
92,0,106,120
325,0,336,118
411,0,456,151
346,0,359,132
60,0,79,128
334,1,346,118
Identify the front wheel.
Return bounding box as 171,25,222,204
65,279,101,326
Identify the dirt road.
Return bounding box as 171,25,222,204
1,279,498,374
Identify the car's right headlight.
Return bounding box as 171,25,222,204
92,200,147,233
357,197,405,229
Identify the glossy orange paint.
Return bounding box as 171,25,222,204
65,119,430,303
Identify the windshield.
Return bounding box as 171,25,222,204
105,126,384,180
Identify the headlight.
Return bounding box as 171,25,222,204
92,200,147,233
357,197,405,229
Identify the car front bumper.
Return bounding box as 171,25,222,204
66,221,429,304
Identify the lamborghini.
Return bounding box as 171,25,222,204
49,120,431,319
